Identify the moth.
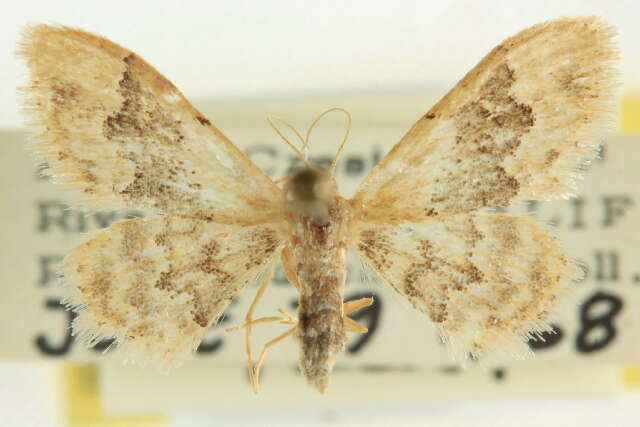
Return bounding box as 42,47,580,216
17,17,618,394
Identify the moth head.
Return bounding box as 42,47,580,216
267,107,352,188
286,167,336,203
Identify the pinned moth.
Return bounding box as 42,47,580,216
18,17,618,394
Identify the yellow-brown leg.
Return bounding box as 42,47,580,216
242,260,276,390
226,309,296,333
251,325,298,392
343,297,374,332
228,295,374,392
344,297,374,315
280,246,301,290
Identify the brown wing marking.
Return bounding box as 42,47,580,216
352,213,577,359
63,215,283,366
353,17,618,224
18,24,282,224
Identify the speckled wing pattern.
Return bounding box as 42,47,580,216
353,214,575,358
18,25,286,364
17,25,282,224
353,17,618,223
350,17,618,359
64,216,281,366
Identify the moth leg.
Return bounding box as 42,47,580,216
281,245,301,290
234,297,372,391
252,325,298,393
225,308,296,332
242,260,277,391
343,297,374,333
344,317,368,333
344,297,374,315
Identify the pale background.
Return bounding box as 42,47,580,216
1,1,639,426
1,0,640,131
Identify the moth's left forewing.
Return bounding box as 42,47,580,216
17,25,282,224
352,17,618,223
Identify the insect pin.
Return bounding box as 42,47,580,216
17,17,618,394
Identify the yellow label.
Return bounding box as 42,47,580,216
620,95,640,133
61,364,165,427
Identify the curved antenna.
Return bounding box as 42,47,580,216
267,115,309,164
304,107,352,177
273,175,291,186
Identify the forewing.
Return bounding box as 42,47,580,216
18,25,281,224
353,17,618,223
351,214,576,359
63,215,283,366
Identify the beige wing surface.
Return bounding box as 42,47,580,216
64,215,283,366
352,17,618,223
18,25,281,224
352,214,576,359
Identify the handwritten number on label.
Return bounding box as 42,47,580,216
91,338,116,352
35,298,116,356
197,310,232,354
35,298,74,356
528,324,564,350
196,332,224,354
34,290,623,358
575,291,623,353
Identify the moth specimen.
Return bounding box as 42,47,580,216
18,17,618,393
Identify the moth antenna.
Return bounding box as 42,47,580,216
267,116,309,166
304,107,352,177
273,176,291,185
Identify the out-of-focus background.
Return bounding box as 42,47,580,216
1,0,640,131
1,1,639,426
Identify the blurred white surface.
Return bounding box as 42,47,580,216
1,361,638,427
0,362,59,427
171,397,640,427
2,0,640,130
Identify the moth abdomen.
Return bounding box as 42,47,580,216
297,287,346,393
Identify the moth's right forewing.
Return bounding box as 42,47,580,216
63,215,284,367
352,17,618,223
18,25,282,224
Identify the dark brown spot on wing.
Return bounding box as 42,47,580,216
444,62,534,211
358,223,486,326
244,227,278,269
357,229,393,271
195,115,211,126
404,239,484,323
50,81,79,105
545,149,560,166
100,61,206,211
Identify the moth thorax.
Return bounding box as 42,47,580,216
286,168,337,221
